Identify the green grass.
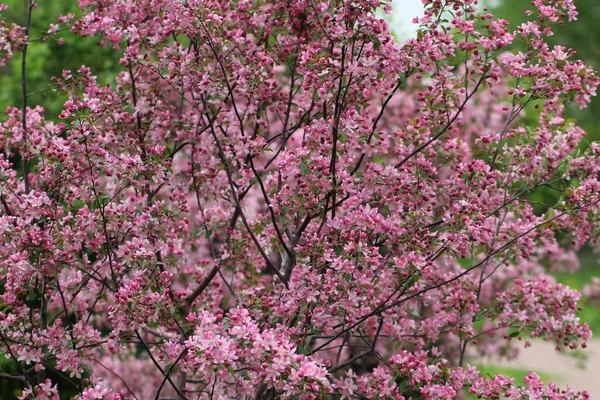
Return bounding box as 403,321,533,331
464,365,560,399
476,364,559,383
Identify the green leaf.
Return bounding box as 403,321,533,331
299,162,309,175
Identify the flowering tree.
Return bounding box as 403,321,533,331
0,0,599,398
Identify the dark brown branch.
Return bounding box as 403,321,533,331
155,347,189,400
183,265,219,310
21,0,34,194
201,99,288,286
350,74,409,176
134,330,188,400
395,72,487,170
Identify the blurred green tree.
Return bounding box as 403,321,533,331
0,1,120,118
490,0,600,142
0,1,119,397
491,0,600,332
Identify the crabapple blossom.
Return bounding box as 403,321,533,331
0,0,599,398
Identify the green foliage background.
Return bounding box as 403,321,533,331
0,1,118,397
0,0,119,118
488,0,600,323
490,0,600,143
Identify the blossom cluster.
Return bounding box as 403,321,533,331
0,0,599,398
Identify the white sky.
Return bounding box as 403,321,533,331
386,0,499,39
388,0,426,40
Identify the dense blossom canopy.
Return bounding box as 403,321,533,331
0,0,599,398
